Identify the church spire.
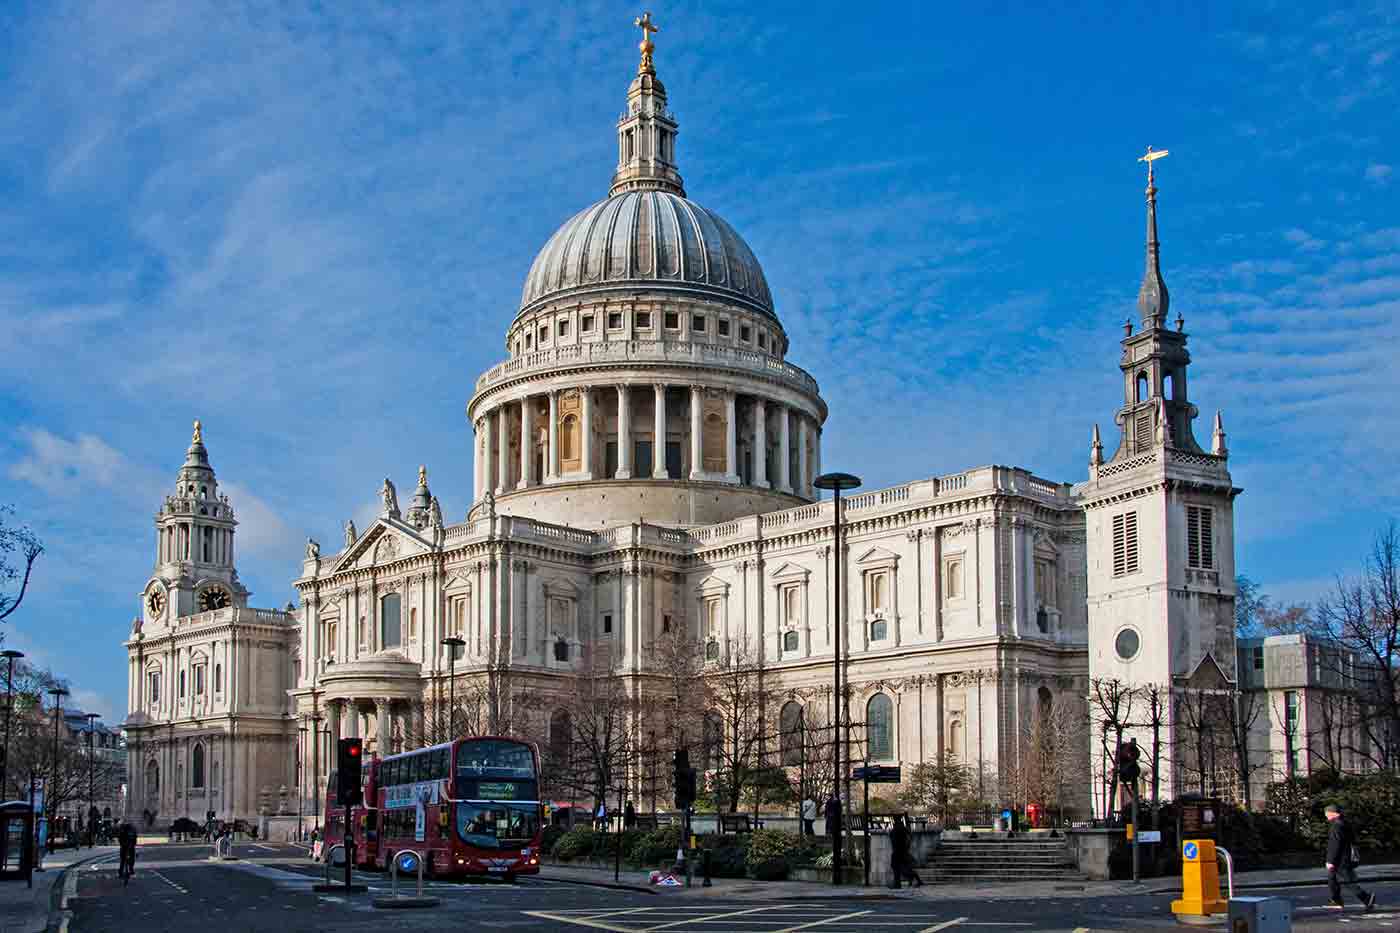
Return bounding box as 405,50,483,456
609,11,685,198
1136,146,1170,328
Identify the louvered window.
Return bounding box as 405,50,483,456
1112,511,1140,577
1187,505,1214,569
1135,414,1152,450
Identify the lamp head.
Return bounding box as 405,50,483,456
814,472,863,492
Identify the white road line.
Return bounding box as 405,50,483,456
770,910,876,933
522,910,641,932
153,870,189,894
644,905,791,931
917,920,968,933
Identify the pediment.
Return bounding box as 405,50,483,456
855,545,900,567
695,574,730,597
444,573,473,592
769,561,810,582
1185,652,1233,689
1033,530,1061,558
543,576,580,598
331,519,431,573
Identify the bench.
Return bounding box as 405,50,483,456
719,814,764,834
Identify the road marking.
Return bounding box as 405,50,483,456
522,910,639,932
768,909,876,933
153,870,189,894
645,905,790,930
917,921,967,933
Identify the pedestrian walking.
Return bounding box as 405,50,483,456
801,797,817,837
823,794,841,843
888,813,923,888
624,800,637,830
595,801,607,832
1324,804,1376,911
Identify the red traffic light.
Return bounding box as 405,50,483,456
347,744,361,758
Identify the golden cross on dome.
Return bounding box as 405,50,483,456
1138,145,1169,184
634,11,659,74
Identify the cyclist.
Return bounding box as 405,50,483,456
117,822,138,882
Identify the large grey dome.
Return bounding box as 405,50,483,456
519,190,775,319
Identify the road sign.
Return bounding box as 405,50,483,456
1138,830,1161,843
1183,841,1199,860
851,765,901,783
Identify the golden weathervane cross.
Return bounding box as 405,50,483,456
635,11,659,74
1139,145,1169,185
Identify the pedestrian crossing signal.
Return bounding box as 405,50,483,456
337,738,364,806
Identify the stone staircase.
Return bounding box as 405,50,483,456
918,834,1084,885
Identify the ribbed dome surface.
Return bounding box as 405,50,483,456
520,190,774,318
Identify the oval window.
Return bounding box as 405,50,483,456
1115,628,1141,661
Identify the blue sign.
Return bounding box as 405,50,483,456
397,851,421,874
1183,842,1199,861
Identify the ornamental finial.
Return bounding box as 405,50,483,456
418,464,428,487
192,419,203,444
634,11,659,75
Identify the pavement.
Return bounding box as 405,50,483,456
0,843,109,933
33,840,1400,931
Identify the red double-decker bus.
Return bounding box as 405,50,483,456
321,755,380,869
371,735,542,880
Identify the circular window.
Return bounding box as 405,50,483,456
1115,628,1141,661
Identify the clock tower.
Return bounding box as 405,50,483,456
142,420,248,628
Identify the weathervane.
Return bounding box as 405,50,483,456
1138,145,1169,188
635,11,659,75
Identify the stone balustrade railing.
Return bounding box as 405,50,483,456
473,339,821,396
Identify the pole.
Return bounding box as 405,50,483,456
344,802,353,890
442,637,464,742
1,650,23,800
832,490,843,885
297,726,307,840
614,780,624,883
312,713,323,833
1131,780,1140,884
862,766,870,888
48,688,67,855
85,714,98,849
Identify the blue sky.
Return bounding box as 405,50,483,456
0,1,1396,721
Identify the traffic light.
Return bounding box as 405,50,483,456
673,749,697,810
1117,738,1141,784
337,738,364,806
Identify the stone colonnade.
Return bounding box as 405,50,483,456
473,383,820,499
317,696,424,762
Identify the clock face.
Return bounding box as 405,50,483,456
146,588,166,617
199,587,230,611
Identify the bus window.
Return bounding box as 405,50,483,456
435,748,449,780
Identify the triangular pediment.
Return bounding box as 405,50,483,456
1185,652,1233,689
855,545,899,566
695,574,729,597
769,561,810,582
331,519,431,573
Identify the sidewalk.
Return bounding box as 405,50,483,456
0,845,112,933
539,860,1400,902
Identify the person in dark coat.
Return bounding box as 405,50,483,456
624,800,637,830
823,795,841,841
1324,804,1376,911
888,815,924,888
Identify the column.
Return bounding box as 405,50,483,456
652,384,667,478
616,384,633,479
482,413,496,496
724,391,739,483
797,415,810,497
377,698,391,755
813,426,822,485
777,405,791,493
496,405,510,494
580,387,594,478
752,397,768,488
689,385,704,479
329,700,342,749
519,396,533,489
473,419,483,499
547,391,559,481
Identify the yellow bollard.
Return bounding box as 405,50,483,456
1171,839,1229,918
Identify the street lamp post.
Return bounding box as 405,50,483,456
84,713,99,848
1,649,24,799
442,637,465,741
47,686,69,854
814,471,861,887
297,725,307,839
311,711,323,834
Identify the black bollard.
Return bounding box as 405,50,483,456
702,847,712,887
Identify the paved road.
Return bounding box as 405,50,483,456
65,843,1400,931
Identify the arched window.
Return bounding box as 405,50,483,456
867,693,893,761
381,593,402,648
782,630,799,653
870,619,888,641
191,743,205,789
1136,372,1150,403
549,709,571,767
408,607,418,642
1164,371,1176,401
701,712,723,772
214,664,222,693
779,702,804,766
145,760,160,802
561,414,579,461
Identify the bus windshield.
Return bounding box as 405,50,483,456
456,802,540,850
455,740,535,778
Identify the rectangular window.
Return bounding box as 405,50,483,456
538,325,548,344
1034,559,1056,607
1112,511,1140,577
636,311,651,329
781,586,800,627
1187,505,1214,569
525,332,533,349
635,440,652,477
717,318,731,337
662,613,672,634
326,621,338,659
740,325,751,343
608,311,623,330
664,311,679,330
1253,644,1264,671
194,665,205,696
179,669,186,699
602,613,613,634
581,314,595,333
758,332,768,349
148,672,160,704
865,571,888,612
691,314,706,332
558,319,569,337
704,598,721,639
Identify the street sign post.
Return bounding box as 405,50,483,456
850,765,901,784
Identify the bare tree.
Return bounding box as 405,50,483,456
704,641,773,814
1221,687,1268,807
1137,682,1170,817
1088,678,1136,819
1175,688,1235,799
1314,522,1400,771
0,504,43,625
556,645,635,814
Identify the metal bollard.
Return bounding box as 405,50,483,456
324,844,346,886
390,850,427,899
1216,846,1235,900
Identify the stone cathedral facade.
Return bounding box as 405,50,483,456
126,33,1240,826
